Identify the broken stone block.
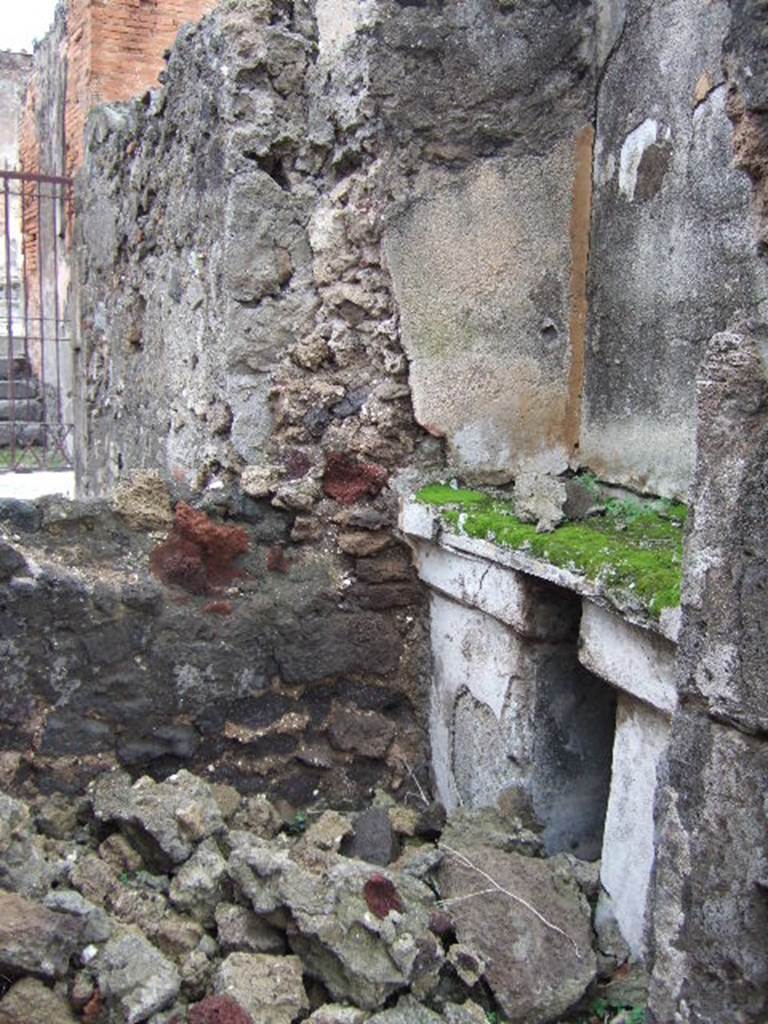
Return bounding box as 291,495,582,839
0,791,51,897
283,856,443,1009
95,926,181,1024
214,952,308,1024
366,995,443,1023
442,1001,489,1024
0,977,78,1024
215,902,286,955
307,1006,369,1024
438,843,596,1023
43,888,113,943
90,770,225,870
343,807,398,866
0,890,84,979
169,837,228,926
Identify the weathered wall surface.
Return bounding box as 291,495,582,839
75,0,768,514
647,325,768,1022
0,485,428,805
582,0,768,500
379,1,594,484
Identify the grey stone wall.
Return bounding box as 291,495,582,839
73,0,768,517
646,325,768,1022
582,0,768,500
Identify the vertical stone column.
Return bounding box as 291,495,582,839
648,325,768,1022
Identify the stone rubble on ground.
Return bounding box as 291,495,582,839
0,769,643,1023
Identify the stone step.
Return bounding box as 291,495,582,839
0,399,43,421
0,422,46,446
0,380,37,399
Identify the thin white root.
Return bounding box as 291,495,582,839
440,843,581,957
398,757,430,807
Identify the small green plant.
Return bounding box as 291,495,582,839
585,995,646,1023
485,1013,500,1024
285,810,307,836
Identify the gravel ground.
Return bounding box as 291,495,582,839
0,471,75,500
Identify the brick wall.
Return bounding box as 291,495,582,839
66,0,217,177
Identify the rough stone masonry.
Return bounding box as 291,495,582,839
3,0,768,1022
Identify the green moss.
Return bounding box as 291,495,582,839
416,484,490,507
415,484,685,618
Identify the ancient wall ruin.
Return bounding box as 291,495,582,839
3,1,768,1022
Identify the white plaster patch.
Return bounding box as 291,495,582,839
600,696,670,958
450,420,513,482
579,601,677,714
618,118,658,201
315,0,377,64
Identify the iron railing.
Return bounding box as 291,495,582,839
0,169,73,471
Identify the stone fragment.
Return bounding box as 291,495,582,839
152,914,206,960
181,947,215,1000
308,1007,368,1024
366,996,443,1023
447,943,486,987
0,791,51,897
442,1002,488,1024
95,927,181,1024
354,552,412,583
70,851,122,906
0,890,84,978
33,791,84,839
338,530,391,557
0,977,78,1024
211,783,243,822
301,810,353,853
438,844,595,1023
322,453,388,505
513,470,566,533
345,807,398,866
231,794,283,838
240,465,277,498
188,995,254,1024
169,837,228,926
114,471,174,530
214,953,308,1024
90,770,225,870
215,902,286,955
226,831,291,915
43,889,113,943
0,539,25,580
328,706,395,759
99,832,145,874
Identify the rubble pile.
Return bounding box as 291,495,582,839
0,770,642,1024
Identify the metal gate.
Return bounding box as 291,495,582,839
0,169,73,472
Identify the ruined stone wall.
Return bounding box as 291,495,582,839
0,485,428,806
75,0,768,518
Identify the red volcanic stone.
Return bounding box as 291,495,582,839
189,995,254,1024
363,874,403,919
323,452,388,505
150,504,249,595
151,534,209,594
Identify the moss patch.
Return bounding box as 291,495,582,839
416,485,685,618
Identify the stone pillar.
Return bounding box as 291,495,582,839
648,325,768,1022
580,601,677,960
